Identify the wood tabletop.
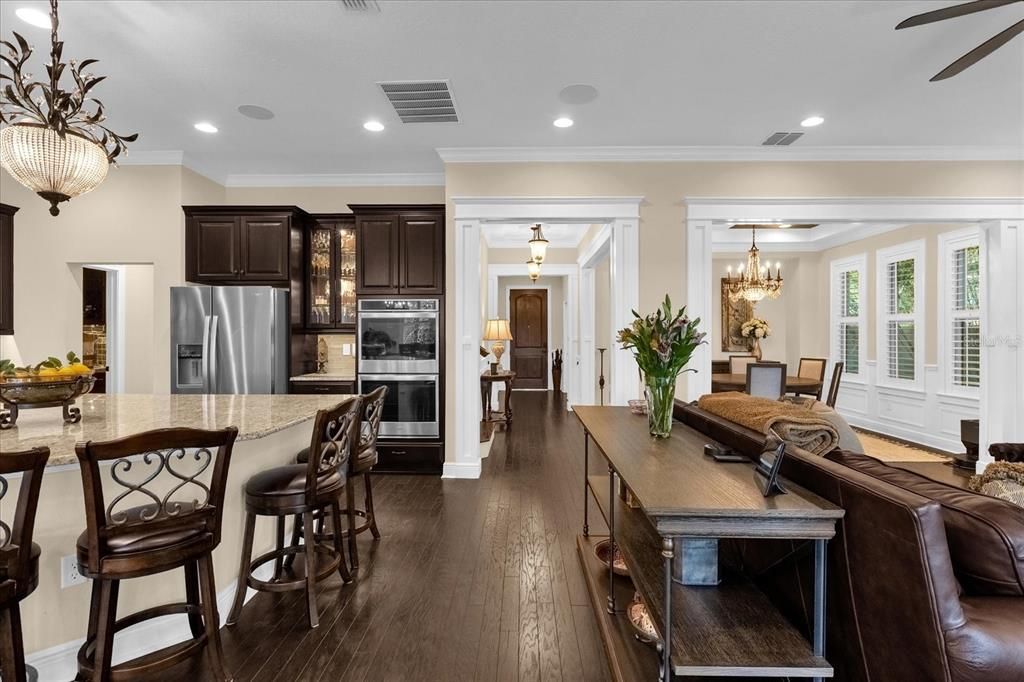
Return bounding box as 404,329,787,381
711,372,822,392
480,370,516,380
574,405,842,538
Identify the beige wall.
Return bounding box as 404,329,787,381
444,160,1022,452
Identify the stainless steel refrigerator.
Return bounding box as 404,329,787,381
170,286,289,394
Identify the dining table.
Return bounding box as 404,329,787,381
711,372,823,395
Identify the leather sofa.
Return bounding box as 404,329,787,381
674,400,1024,682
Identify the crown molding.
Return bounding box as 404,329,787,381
223,172,445,188
684,197,1024,222
437,145,1023,163
116,150,185,165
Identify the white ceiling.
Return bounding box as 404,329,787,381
482,223,589,249
0,1,1021,181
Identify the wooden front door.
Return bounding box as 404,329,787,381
510,289,548,390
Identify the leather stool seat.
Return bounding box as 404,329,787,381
0,542,41,603
244,464,344,513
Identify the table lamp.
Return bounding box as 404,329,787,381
482,319,513,374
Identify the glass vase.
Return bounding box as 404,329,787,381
644,374,676,438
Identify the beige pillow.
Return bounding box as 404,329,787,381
970,462,1024,508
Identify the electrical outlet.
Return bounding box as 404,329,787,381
343,343,352,356
61,554,87,588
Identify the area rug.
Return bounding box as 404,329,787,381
853,429,951,464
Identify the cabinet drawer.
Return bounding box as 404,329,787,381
289,381,355,394
374,443,443,475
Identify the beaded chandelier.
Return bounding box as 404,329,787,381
0,0,137,215
725,227,784,303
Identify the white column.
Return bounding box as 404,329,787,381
610,218,640,405
447,218,483,479
565,270,580,410
685,220,714,401
979,220,1023,468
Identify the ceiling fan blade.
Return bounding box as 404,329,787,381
931,17,1024,80
896,0,1021,30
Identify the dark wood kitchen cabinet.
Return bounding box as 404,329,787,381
0,203,17,335
351,205,444,296
183,206,309,285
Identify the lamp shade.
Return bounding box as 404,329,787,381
482,319,513,341
526,259,541,281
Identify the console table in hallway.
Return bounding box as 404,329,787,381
574,406,844,682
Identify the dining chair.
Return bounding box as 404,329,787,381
826,362,845,408
746,362,787,400
728,354,757,375
794,357,828,401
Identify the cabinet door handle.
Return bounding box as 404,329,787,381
390,450,407,455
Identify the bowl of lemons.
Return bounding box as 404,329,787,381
0,352,97,408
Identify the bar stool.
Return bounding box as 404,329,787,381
227,396,361,629
290,385,386,571
74,427,238,682
0,447,48,682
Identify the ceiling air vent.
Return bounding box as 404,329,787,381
762,132,804,146
338,0,380,11
378,80,460,124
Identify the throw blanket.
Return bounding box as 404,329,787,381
697,391,839,456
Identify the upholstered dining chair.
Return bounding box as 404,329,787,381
793,357,828,400
0,447,48,682
728,354,757,375
826,362,845,408
746,362,787,400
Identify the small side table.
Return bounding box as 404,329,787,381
481,370,516,427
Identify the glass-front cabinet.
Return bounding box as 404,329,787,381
306,215,357,329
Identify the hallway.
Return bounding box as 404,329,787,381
160,392,611,681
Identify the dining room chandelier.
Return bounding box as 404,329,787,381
725,227,783,303
0,0,138,216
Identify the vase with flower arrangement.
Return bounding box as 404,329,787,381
617,296,706,438
740,317,772,362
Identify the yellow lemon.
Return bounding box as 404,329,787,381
38,367,60,377
58,366,78,377
70,363,92,375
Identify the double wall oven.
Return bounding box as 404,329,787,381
357,299,439,438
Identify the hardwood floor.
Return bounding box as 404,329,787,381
156,392,612,681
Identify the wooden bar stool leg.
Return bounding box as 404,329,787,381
273,516,286,581
92,579,120,682
197,554,232,681
226,511,256,626
345,477,359,570
282,513,301,572
331,499,354,585
365,472,381,540
184,560,205,638
301,511,320,628
0,604,27,682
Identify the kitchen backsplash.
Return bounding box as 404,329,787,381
319,334,356,377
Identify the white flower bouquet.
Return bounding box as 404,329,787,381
740,318,772,340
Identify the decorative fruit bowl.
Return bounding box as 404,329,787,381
0,353,96,429
594,538,630,577
627,592,660,647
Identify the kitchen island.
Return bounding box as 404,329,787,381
0,393,355,679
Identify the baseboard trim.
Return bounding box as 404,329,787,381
27,562,275,681
441,461,482,479
845,415,960,455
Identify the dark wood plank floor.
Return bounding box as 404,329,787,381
156,392,612,682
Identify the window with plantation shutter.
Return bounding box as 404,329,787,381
830,254,866,380
877,241,924,388
939,229,981,393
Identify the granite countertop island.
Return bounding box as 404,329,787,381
0,393,355,467
289,372,356,382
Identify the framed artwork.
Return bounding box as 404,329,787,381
721,278,753,352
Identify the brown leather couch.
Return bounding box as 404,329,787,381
674,401,1024,682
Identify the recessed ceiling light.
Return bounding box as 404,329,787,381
194,122,218,134
553,117,574,128
237,104,275,120
363,120,385,132
800,115,825,127
15,7,51,28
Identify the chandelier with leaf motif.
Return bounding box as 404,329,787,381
0,0,137,215
725,227,784,303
